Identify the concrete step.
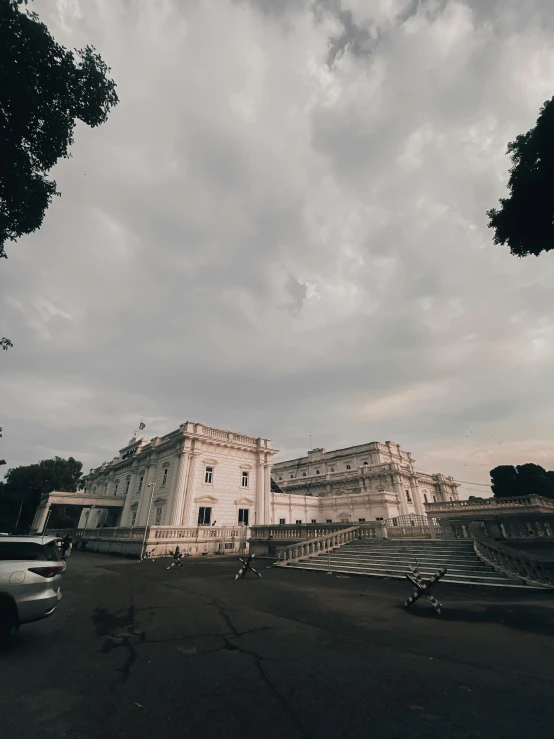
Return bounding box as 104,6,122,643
319,556,492,572
343,540,473,552
307,558,506,578
284,561,529,587
341,548,478,559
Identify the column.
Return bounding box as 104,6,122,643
137,456,159,526
31,501,50,533
256,458,264,525
168,449,191,525
181,451,201,527
392,475,409,516
410,477,424,516
120,465,138,527
263,462,271,525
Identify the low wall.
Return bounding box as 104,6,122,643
75,534,249,559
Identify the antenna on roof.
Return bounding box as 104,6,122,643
309,434,312,449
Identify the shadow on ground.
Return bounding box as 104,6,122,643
403,603,554,635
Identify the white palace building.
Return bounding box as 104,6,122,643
32,420,459,537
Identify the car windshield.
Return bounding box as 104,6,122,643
0,541,61,562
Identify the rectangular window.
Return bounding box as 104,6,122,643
155,507,162,525
375,517,384,521
279,518,286,525
405,490,412,502
204,467,213,484
131,512,136,527
433,495,437,502
125,477,131,494
358,518,366,522
162,469,168,486
114,483,119,496
326,519,332,523
423,493,428,503
198,507,212,525
241,471,249,487
238,508,249,525
138,475,144,493
311,519,317,524
295,519,302,524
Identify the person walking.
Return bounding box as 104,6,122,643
61,536,72,560
166,545,184,570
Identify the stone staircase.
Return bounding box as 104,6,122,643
282,539,536,588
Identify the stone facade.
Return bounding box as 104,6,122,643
75,433,458,532
271,441,459,521
78,421,276,529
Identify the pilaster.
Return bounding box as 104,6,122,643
181,450,201,526
168,449,191,525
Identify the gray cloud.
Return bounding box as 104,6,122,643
2,0,554,497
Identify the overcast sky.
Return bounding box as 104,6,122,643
2,0,554,497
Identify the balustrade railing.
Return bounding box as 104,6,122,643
442,515,554,540
427,495,554,512
469,522,554,589
250,523,351,540
277,526,362,564
74,525,248,542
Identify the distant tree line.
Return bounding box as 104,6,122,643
0,456,83,533
489,463,554,500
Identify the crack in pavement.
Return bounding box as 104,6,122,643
207,595,314,739
93,582,145,691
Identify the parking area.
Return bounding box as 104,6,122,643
1,551,553,739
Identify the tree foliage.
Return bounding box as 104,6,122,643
490,463,554,499
487,97,554,257
0,456,83,531
0,0,119,259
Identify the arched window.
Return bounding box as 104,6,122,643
278,476,282,481
114,479,119,496
346,464,351,470
363,462,368,466
330,467,334,472
316,469,320,475
302,472,307,477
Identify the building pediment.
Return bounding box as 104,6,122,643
194,495,218,504
235,497,254,506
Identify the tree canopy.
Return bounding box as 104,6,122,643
0,456,83,531
490,463,554,499
487,96,554,257
0,0,119,259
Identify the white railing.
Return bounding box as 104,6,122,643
250,524,351,540
232,433,257,445
385,515,441,539
470,522,554,589
152,526,248,540
426,495,554,511
75,525,249,542
277,526,362,564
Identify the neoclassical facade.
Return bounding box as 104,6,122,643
271,441,459,523
77,421,277,529
71,431,459,533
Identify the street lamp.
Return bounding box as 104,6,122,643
140,482,156,561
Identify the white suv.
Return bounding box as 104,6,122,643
0,536,66,641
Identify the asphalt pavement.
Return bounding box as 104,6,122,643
1,550,553,739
